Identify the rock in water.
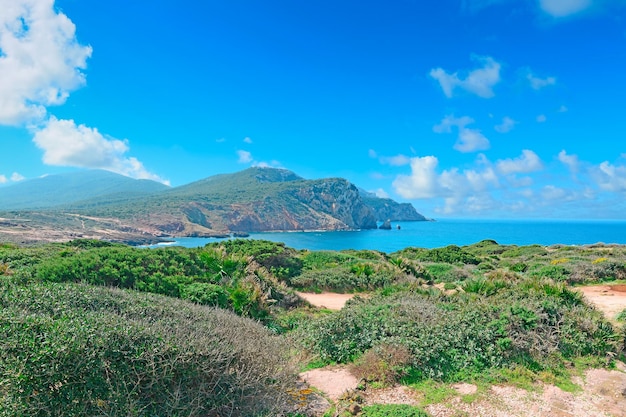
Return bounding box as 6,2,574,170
379,219,392,230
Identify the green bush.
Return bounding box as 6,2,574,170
211,239,303,279
300,285,620,382
394,245,480,265
529,265,570,282
180,282,229,307
361,404,430,417
0,281,302,417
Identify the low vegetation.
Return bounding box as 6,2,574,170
1,238,625,416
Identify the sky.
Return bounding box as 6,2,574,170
1,0,625,219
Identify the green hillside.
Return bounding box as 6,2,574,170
0,170,169,210
0,167,427,244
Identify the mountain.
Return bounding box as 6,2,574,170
358,188,427,222
0,167,427,244
0,170,169,210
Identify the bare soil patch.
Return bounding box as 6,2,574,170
300,366,359,401
302,366,626,416
296,292,356,310
577,284,626,321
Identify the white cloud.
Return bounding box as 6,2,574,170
237,150,253,164
494,116,517,133
558,150,579,175
593,161,626,192
373,188,390,198
392,155,500,201
456,129,490,153
243,137,253,144
0,175,7,184
254,160,282,168
393,156,440,199
558,105,569,112
380,154,411,166
216,138,226,143
536,114,547,123
496,149,544,174
32,117,168,184
527,72,556,90
429,56,501,98
0,0,92,125
368,149,378,158
434,115,490,153
539,0,593,17
10,172,25,182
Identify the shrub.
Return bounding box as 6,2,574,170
299,285,620,382
501,245,548,259
179,282,228,307
396,245,480,265
350,343,412,384
0,281,302,417
361,404,430,417
529,265,570,282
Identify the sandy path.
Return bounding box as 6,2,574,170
578,284,626,321
300,366,359,401
296,292,355,310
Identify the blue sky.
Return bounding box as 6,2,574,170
1,0,625,219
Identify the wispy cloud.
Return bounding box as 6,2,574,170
558,150,580,176
536,114,547,123
243,137,253,144
496,150,544,174
434,115,490,153
494,116,517,133
527,72,557,90
33,117,169,184
237,150,253,164
429,56,501,98
538,0,593,17
236,150,281,168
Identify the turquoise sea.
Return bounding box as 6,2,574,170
152,219,626,253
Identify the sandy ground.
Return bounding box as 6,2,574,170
301,365,626,417
296,292,355,310
578,284,626,321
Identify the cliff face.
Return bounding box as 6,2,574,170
172,177,379,233
292,179,378,230
361,197,427,222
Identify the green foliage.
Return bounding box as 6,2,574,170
425,263,471,283
300,284,621,382
180,282,229,307
0,281,300,417
617,309,626,322
360,404,430,417
394,245,480,265
529,265,570,282
212,239,304,279
28,242,293,321
501,245,548,259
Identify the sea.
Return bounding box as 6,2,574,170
148,219,626,253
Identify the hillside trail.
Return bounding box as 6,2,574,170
298,287,626,416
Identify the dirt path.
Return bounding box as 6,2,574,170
296,292,355,310
301,365,626,417
578,284,626,321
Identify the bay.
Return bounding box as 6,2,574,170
151,219,626,253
